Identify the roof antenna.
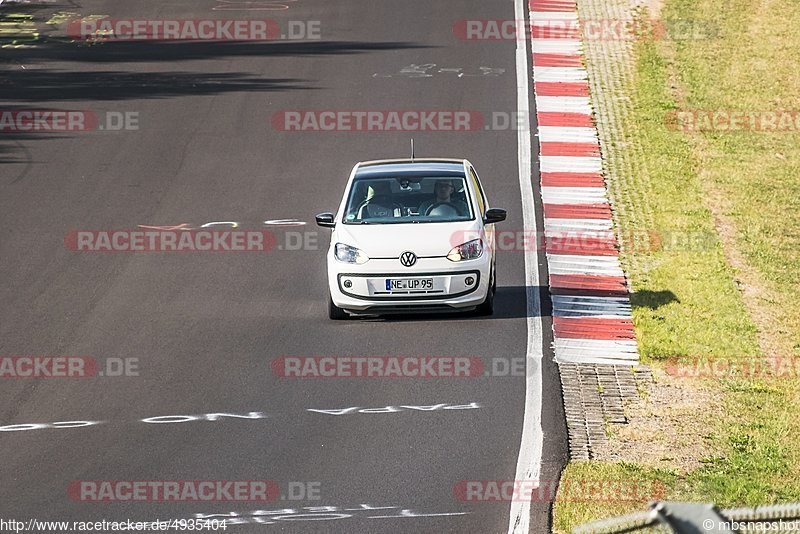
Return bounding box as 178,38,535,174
410,138,415,161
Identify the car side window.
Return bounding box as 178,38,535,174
469,167,487,216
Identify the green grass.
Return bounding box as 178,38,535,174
667,0,800,353
553,462,679,533
658,0,800,506
684,376,800,506
624,36,760,362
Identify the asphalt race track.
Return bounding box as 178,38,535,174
0,1,567,532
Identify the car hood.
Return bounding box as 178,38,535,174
333,220,484,258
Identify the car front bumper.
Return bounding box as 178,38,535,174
328,254,491,312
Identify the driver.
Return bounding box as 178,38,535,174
418,179,469,216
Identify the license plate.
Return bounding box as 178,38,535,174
385,278,434,291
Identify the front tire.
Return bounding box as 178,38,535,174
475,269,496,316
328,294,349,320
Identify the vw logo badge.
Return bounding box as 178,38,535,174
399,251,417,267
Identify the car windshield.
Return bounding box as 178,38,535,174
343,176,474,224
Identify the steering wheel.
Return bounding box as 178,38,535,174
356,196,404,218
425,202,461,217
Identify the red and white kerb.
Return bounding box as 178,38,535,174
530,0,639,365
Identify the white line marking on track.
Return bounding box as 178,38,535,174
509,0,544,532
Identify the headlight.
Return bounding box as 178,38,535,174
447,238,483,262
334,243,369,264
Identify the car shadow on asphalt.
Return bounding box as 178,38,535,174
360,285,551,323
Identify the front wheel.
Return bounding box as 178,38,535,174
475,269,496,316
328,294,349,320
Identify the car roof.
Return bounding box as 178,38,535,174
354,159,467,179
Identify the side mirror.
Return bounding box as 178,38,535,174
315,212,336,228
483,208,507,225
